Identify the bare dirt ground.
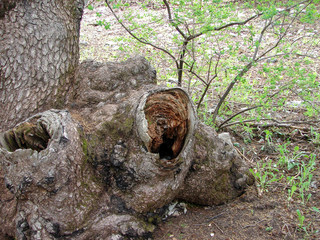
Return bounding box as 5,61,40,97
80,2,320,239
154,130,320,240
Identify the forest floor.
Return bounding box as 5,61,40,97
80,2,320,239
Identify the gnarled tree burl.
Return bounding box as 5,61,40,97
0,1,253,239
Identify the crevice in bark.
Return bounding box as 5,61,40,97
0,0,16,19
141,89,192,161
0,120,51,152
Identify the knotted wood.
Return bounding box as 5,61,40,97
0,57,253,239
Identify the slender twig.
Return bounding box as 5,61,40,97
196,53,220,109
256,2,310,61
212,1,311,125
288,88,320,112
257,52,319,62
195,55,214,109
188,13,263,41
235,146,252,163
129,18,164,32
211,14,272,122
212,221,224,234
187,68,207,85
177,40,189,86
105,0,177,61
282,224,292,237
196,74,217,110
163,0,187,39
205,212,226,222
242,219,267,229
218,105,263,129
218,85,291,129
211,61,254,123
253,18,273,60
220,118,320,129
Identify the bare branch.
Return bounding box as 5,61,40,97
196,51,221,110
218,84,292,129
129,18,164,32
218,105,263,129
256,2,311,61
220,118,320,129
253,13,285,61
212,0,310,43
211,61,253,123
289,88,320,113
105,0,177,62
210,11,278,122
187,68,207,85
177,40,189,86
257,52,319,62
188,13,262,41
163,0,187,39
214,13,262,32
211,1,313,125
196,74,218,110
252,18,271,60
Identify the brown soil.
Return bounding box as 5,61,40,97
80,2,320,239
151,132,320,240
152,162,320,240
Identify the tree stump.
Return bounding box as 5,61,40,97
0,57,253,239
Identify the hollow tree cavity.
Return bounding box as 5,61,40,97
0,120,51,152
137,88,195,162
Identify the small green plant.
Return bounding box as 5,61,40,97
249,160,282,193
264,130,273,145
310,127,320,145
278,144,306,170
198,100,214,127
96,19,111,30
296,209,310,236
287,183,297,202
265,226,273,232
296,209,305,230
311,207,320,214
297,154,316,204
87,4,111,30
286,153,316,204
242,125,255,144
261,129,276,153
277,141,290,167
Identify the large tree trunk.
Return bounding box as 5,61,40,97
0,57,253,239
0,1,254,239
0,0,84,131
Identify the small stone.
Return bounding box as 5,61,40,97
80,40,89,46
218,132,233,146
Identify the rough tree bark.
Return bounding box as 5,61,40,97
0,0,84,131
0,1,254,239
0,57,254,239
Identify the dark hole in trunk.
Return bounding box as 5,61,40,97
144,89,189,160
0,121,51,152
159,135,174,160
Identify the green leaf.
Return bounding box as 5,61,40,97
87,5,94,10
312,207,320,213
